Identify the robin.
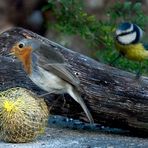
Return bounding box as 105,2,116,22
10,38,94,124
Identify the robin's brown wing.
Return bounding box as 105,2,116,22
36,44,65,64
33,44,80,87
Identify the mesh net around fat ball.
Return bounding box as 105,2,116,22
0,87,49,143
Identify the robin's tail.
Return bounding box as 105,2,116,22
67,86,94,124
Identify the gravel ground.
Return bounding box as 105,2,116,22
0,116,148,148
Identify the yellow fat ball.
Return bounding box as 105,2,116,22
0,87,49,143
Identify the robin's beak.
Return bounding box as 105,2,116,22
9,46,15,54
7,46,16,58
8,51,15,56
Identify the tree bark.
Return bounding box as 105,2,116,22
0,27,148,135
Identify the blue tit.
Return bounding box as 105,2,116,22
113,22,148,77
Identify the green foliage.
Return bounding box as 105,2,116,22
43,0,102,47
43,0,148,75
107,1,148,28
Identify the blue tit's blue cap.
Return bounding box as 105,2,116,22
117,22,132,31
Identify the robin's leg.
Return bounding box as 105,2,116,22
48,94,62,112
39,93,66,106
39,92,55,98
57,94,67,107
110,54,122,66
135,62,142,79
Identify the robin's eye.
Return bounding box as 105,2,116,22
18,43,24,48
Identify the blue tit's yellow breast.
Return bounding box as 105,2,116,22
115,41,148,61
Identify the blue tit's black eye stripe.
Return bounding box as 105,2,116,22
117,30,135,37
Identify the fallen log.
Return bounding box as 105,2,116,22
0,27,148,135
